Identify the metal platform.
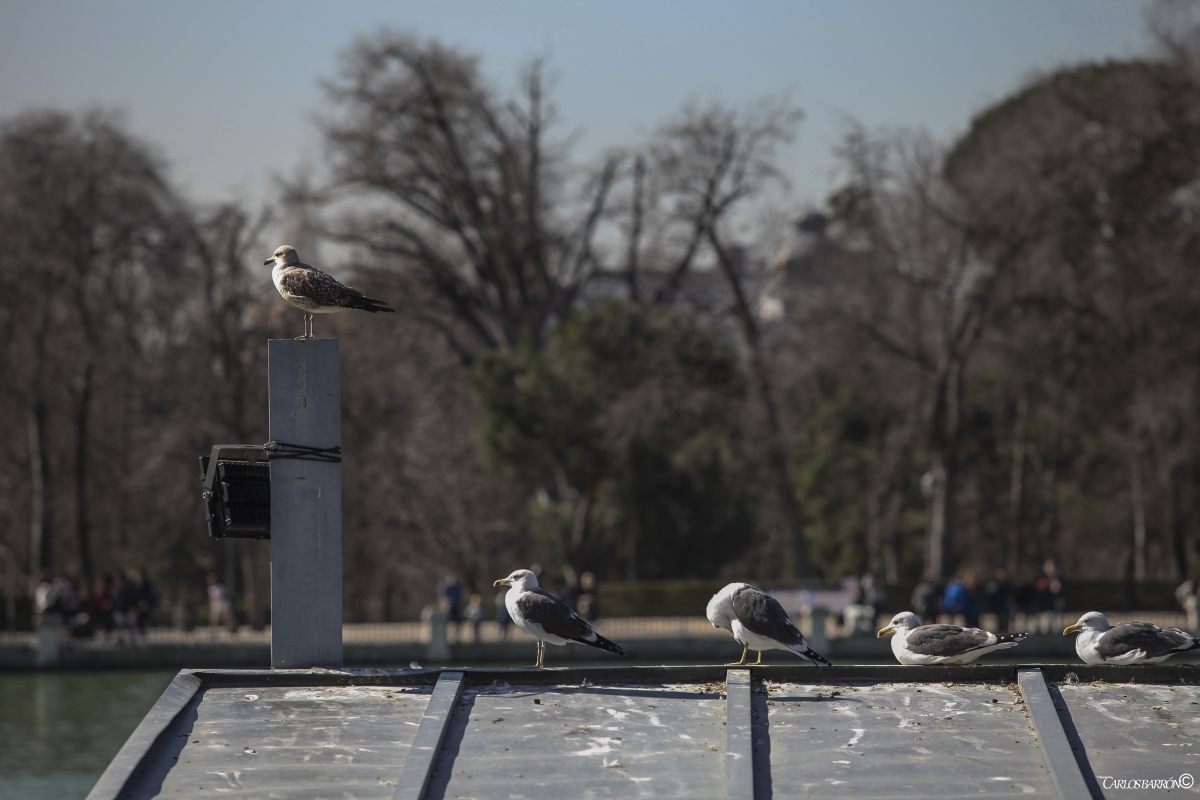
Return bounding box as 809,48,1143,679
88,664,1200,799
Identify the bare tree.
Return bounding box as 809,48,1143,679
829,127,1021,578
320,31,617,357
0,110,177,589
946,57,1200,579
185,203,273,626
1146,0,1200,77
638,100,811,577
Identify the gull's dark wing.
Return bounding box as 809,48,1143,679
516,588,624,656
279,266,393,312
278,266,350,304
905,625,993,657
732,586,806,647
1097,623,1194,660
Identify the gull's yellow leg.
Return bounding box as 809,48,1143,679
754,651,763,665
727,643,749,666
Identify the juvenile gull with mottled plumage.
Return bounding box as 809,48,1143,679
1064,611,1200,665
706,582,831,666
265,245,393,339
493,569,625,668
877,611,1027,665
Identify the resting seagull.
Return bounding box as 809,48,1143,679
1064,611,1200,665
877,611,1027,665
265,245,394,339
706,582,831,666
493,569,625,668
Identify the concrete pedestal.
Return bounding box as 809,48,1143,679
268,339,342,668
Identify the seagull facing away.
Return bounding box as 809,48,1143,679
706,582,831,667
493,569,625,668
265,245,394,339
1064,611,1200,665
877,611,1027,665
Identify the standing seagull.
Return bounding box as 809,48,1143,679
493,569,625,668
877,611,1027,665
706,582,831,666
1064,611,1200,665
265,245,394,339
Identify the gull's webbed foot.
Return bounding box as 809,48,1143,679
726,643,750,666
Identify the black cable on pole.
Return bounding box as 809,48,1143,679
263,441,342,463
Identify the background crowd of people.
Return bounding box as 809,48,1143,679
26,569,156,641
9,557,1199,646
906,560,1066,633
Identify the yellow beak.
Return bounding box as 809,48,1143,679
493,579,507,587
1063,624,1079,635
877,626,895,638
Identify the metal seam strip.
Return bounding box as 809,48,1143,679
392,670,467,800
1017,668,1093,799
84,670,203,800
726,668,755,800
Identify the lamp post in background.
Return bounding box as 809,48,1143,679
920,470,942,578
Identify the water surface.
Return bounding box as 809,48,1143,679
0,669,176,800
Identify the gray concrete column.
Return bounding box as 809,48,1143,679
424,608,451,663
36,611,62,667
269,339,342,668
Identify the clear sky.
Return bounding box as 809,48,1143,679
0,1,1152,211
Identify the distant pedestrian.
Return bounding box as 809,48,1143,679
34,571,60,617
860,572,884,629
57,577,89,636
1034,559,1064,633
465,594,485,643
93,575,117,638
910,571,938,625
114,573,140,642
1176,578,1199,634
495,589,511,639
962,571,982,628
562,567,582,611
942,575,973,625
437,574,463,642
986,568,1013,633
133,570,155,634
576,572,600,622
206,572,235,632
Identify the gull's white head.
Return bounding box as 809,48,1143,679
877,611,920,638
265,245,300,267
1064,611,1109,636
493,569,538,591
706,582,751,631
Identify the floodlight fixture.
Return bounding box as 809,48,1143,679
199,441,342,540
199,445,271,540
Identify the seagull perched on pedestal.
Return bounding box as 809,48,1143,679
706,582,831,666
493,569,625,668
1064,611,1200,665
877,611,1027,665
265,245,393,339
